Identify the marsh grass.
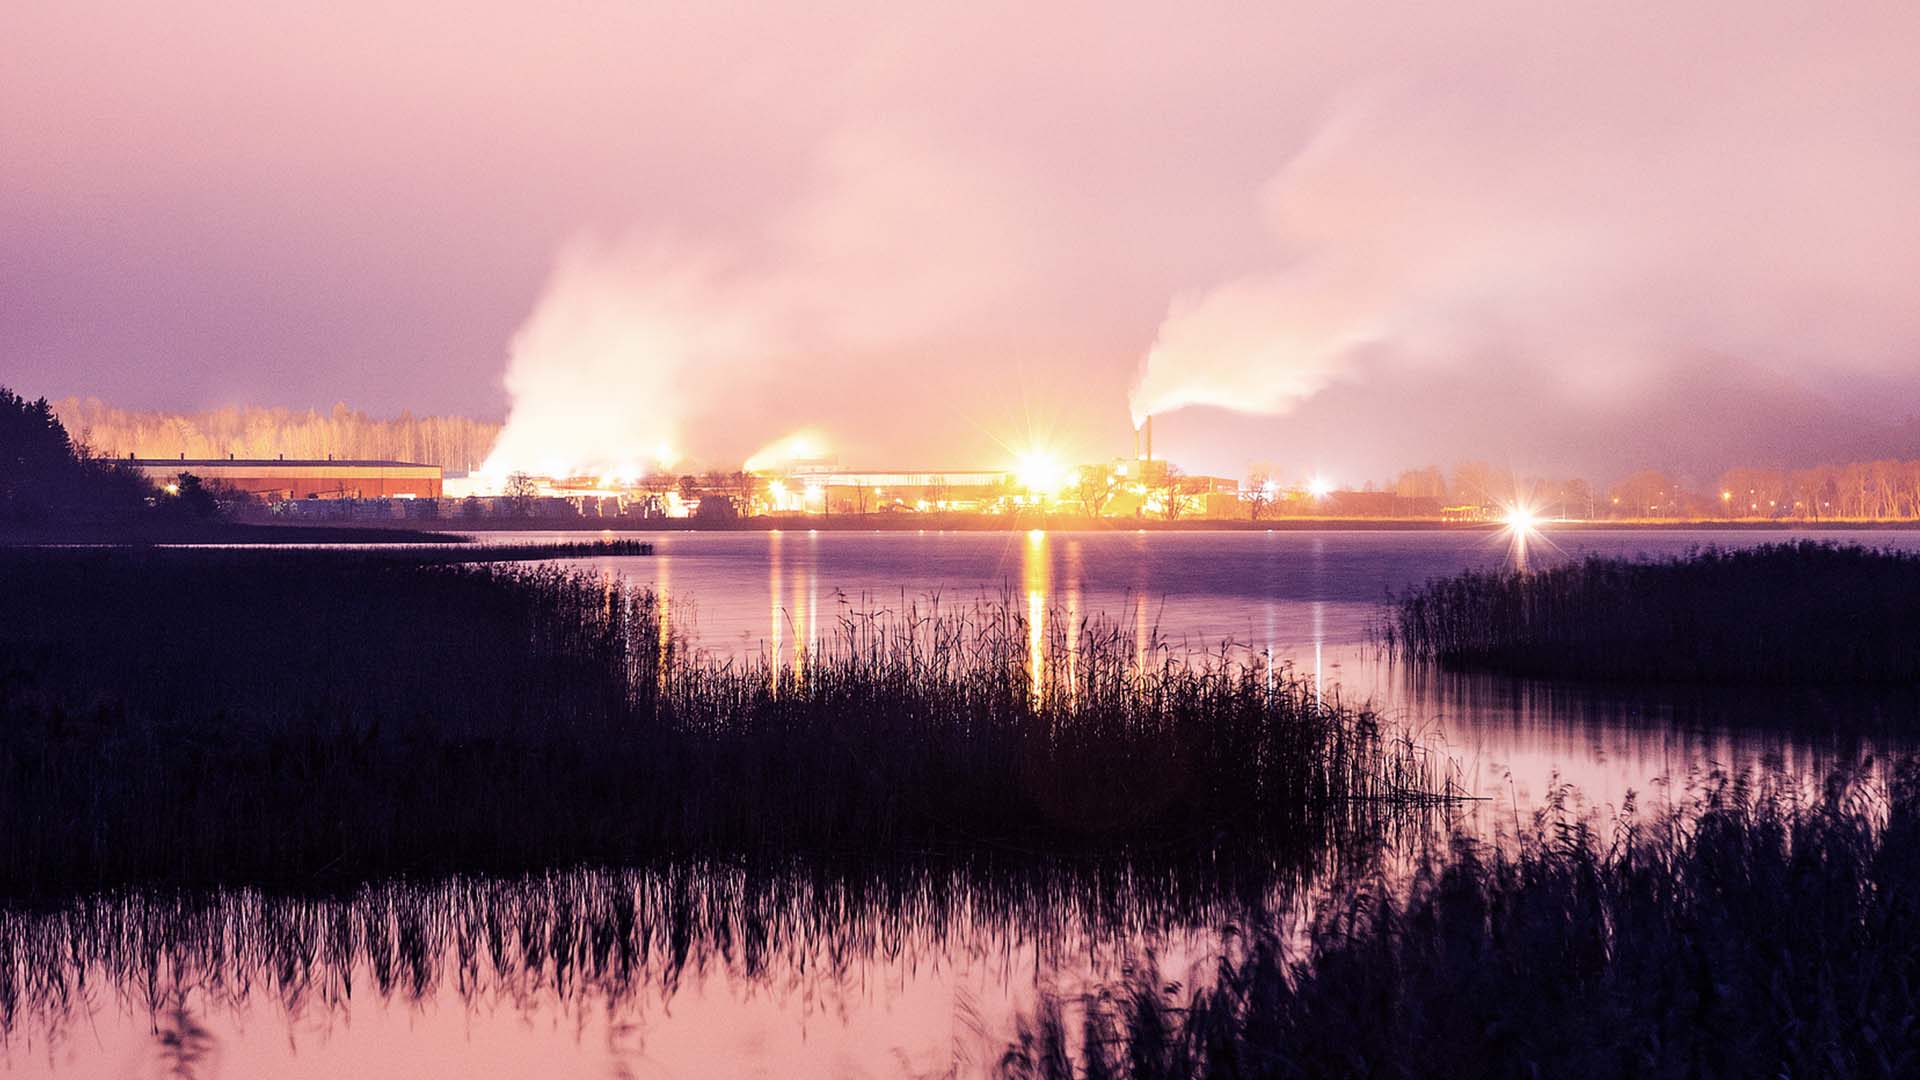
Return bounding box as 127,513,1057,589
0,547,1451,896
1003,762,1920,1079
1382,541,1920,683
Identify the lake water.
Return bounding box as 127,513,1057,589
9,527,1919,1078
555,527,1920,812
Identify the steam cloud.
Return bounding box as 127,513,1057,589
190,1,1916,483
482,128,1046,478
482,242,769,478
1131,19,1920,435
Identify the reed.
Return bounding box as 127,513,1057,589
0,547,1450,896
1003,761,1920,1079
1382,541,1920,683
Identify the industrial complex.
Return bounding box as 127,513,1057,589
126,420,1456,524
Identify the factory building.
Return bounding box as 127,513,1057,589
766,468,1013,514
128,457,443,500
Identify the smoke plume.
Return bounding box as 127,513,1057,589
481,241,771,478
482,127,1049,479
1131,17,1920,442
17,2,1917,481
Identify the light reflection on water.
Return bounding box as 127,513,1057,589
9,528,1919,1077
577,528,1919,812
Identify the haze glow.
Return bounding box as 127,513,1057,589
6,1,1918,480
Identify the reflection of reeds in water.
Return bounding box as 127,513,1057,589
152,989,216,1079
1003,762,1920,1079
1381,541,1920,684
0,854,1408,1045
1383,652,1917,779
0,548,1457,895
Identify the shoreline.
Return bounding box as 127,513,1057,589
0,521,471,546
8,516,1920,546
363,515,1920,534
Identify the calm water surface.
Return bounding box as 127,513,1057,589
10,528,1918,1078
558,527,1920,812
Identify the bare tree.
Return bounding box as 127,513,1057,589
1157,465,1193,521
1074,465,1122,517
52,397,501,471
1245,469,1274,520
1605,469,1679,519
925,474,952,509
503,471,538,517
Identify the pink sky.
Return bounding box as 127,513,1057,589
5,0,1918,481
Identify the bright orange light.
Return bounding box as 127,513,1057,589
1014,449,1070,497
1307,476,1334,498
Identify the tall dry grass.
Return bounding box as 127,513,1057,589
1003,762,1920,1079
1382,541,1920,683
0,547,1451,896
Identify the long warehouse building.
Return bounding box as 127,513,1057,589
128,458,443,500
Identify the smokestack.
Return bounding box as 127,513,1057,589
1143,414,1153,462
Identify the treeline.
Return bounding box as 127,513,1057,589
1603,462,1920,520
1704,460,1920,520
1387,458,1920,520
53,398,502,472
0,388,157,523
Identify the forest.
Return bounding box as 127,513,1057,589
54,398,501,473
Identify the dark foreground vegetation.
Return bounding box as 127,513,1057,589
0,547,1446,896
1384,542,1920,683
1003,764,1920,1079
1,387,157,526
